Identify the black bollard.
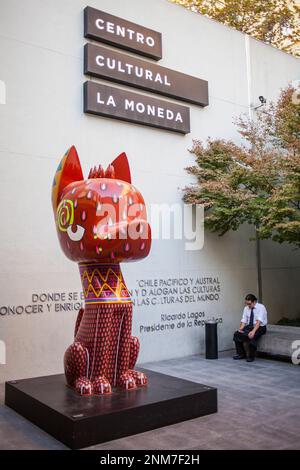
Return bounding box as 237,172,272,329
205,320,218,359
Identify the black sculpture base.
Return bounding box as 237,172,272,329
5,368,217,449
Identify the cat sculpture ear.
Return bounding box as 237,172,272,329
111,152,131,184
52,146,84,212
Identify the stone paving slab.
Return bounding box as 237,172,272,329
0,351,299,450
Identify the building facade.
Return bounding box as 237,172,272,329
0,0,299,382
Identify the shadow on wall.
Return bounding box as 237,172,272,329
260,239,300,325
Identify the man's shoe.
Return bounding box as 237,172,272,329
247,357,255,362
233,354,246,360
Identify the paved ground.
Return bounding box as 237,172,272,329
0,351,299,450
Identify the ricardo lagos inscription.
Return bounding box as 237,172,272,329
84,81,190,134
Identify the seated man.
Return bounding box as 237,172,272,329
233,294,267,362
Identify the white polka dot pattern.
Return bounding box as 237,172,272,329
64,286,147,395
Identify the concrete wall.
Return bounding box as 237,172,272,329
0,0,299,381
248,38,300,323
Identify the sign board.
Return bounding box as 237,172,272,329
84,6,162,61
84,81,190,134
84,43,209,107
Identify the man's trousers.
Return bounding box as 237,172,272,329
233,326,267,357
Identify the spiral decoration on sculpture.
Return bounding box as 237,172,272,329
56,199,74,232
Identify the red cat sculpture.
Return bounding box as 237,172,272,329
52,146,151,395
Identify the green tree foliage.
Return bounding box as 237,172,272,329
183,86,300,246
171,0,300,56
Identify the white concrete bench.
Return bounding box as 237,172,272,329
257,325,300,361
